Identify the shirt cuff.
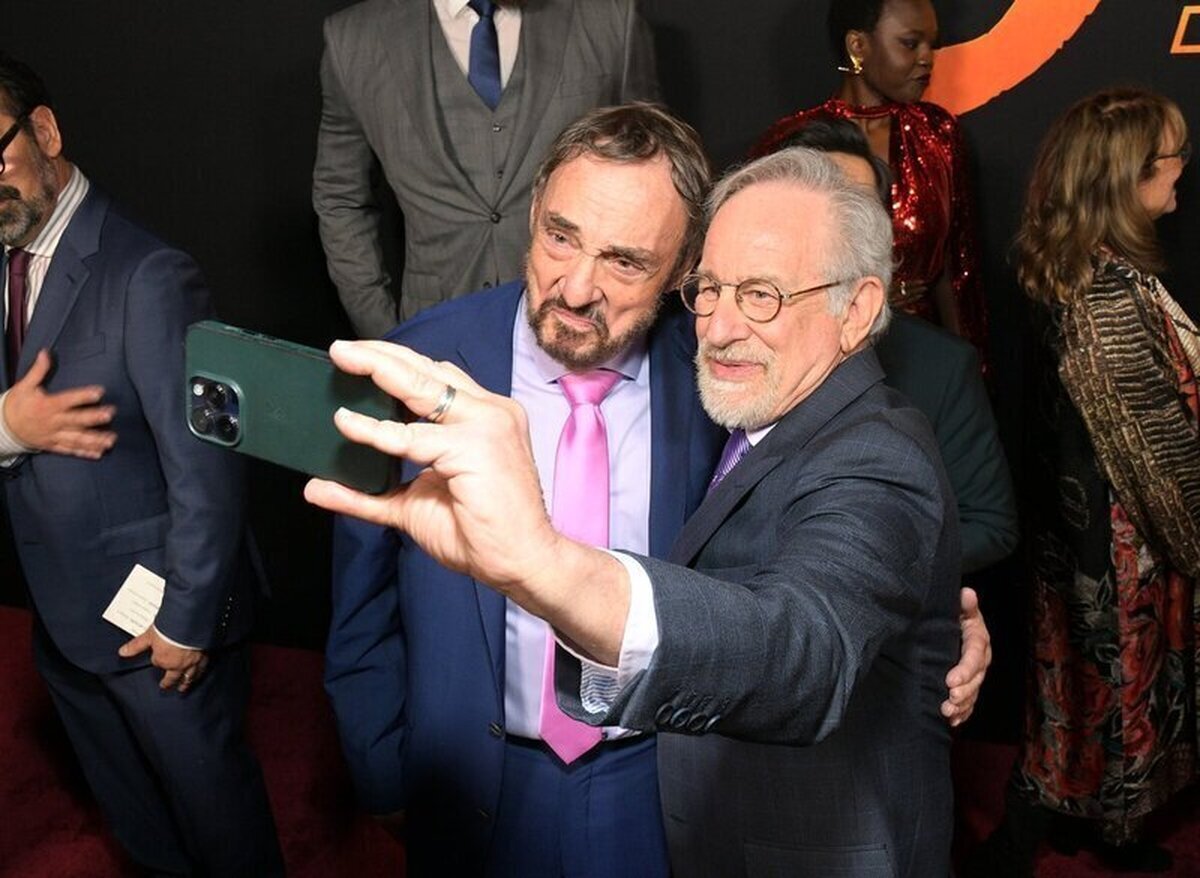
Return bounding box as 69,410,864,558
566,550,660,716
152,625,203,652
0,389,34,463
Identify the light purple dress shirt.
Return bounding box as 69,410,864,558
505,295,652,739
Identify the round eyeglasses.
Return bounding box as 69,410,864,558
678,272,849,323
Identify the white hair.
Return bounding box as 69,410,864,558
706,146,894,341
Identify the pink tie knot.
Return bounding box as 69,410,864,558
558,369,621,408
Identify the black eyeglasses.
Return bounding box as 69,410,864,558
1152,141,1192,166
0,116,29,176
678,272,849,323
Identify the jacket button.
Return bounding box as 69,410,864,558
670,708,693,728
492,123,503,133
686,713,709,733
488,722,504,738
489,211,501,223
477,808,491,820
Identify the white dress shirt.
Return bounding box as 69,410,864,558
433,0,522,88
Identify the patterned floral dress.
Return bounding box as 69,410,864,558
1015,254,1200,843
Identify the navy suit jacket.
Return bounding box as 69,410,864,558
325,281,724,861
559,350,960,877
1,189,254,673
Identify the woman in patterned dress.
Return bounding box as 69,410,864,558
752,0,988,363
976,88,1200,876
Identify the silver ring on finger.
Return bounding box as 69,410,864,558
426,384,457,424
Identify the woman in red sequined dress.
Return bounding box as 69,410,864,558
752,0,988,360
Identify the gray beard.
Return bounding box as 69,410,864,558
0,150,58,247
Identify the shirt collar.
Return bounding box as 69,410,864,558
9,165,89,260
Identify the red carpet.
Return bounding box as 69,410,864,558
0,606,401,877
3,604,1199,876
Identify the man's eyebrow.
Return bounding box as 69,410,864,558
543,211,660,268
543,212,580,233
602,244,658,267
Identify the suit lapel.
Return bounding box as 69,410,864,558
494,0,572,203
668,451,785,566
668,350,886,566
14,190,106,381
381,0,486,206
453,284,521,691
647,307,704,558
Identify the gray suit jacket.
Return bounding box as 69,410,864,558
313,0,659,337
559,349,960,877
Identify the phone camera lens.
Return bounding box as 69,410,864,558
204,383,229,408
190,406,215,435
214,413,239,443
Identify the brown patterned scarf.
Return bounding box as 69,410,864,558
1056,254,1200,578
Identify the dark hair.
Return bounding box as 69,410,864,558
827,0,888,62
532,102,712,283
0,52,53,126
771,117,892,204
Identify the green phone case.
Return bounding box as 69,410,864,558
185,320,394,494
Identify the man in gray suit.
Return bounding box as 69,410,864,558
313,0,658,337
309,145,960,876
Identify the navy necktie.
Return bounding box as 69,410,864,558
467,0,502,110
5,248,30,380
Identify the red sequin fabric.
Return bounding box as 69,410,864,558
753,98,989,361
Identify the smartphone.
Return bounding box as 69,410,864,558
185,320,395,494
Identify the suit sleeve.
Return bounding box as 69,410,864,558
324,513,410,814
618,0,661,102
312,17,400,339
561,424,955,744
931,344,1018,572
122,249,246,648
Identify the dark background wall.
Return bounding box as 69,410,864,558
3,1,1199,728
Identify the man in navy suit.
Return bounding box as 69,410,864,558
324,103,724,876
0,54,282,876
313,145,970,876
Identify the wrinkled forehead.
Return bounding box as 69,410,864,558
702,183,835,282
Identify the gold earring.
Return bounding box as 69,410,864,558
837,55,864,76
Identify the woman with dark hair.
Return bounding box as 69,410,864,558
752,0,988,361
973,87,1200,877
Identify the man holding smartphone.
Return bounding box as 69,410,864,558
324,103,991,876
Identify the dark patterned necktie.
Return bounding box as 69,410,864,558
5,248,30,380
467,0,502,110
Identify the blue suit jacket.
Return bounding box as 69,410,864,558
325,281,724,858
1,189,254,673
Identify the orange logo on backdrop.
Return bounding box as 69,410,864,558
1171,5,1200,53
923,0,1102,116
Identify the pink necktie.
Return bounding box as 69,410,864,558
540,369,621,763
